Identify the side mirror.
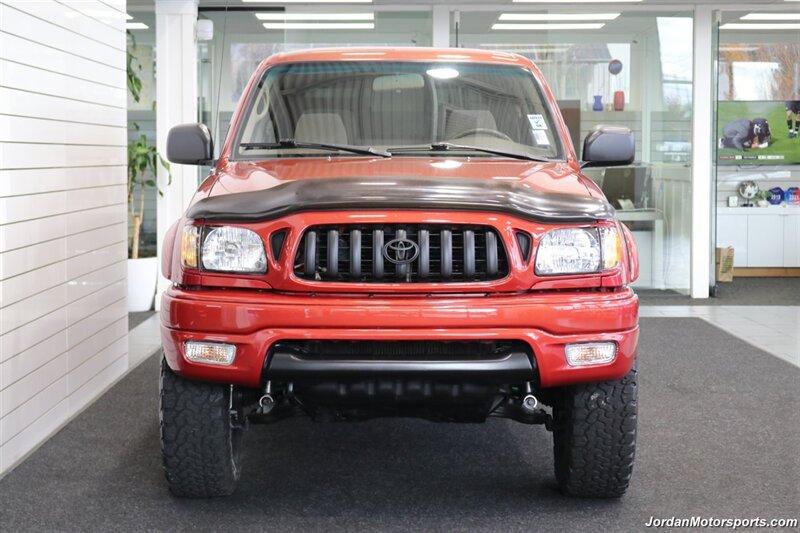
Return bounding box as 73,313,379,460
166,123,214,165
581,125,635,168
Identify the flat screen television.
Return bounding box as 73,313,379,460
717,100,800,165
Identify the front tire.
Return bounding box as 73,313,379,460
552,365,637,498
159,357,243,497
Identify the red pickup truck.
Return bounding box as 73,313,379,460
159,47,639,499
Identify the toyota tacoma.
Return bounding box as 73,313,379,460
159,48,640,499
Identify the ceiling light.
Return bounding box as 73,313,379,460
720,22,800,30
256,13,374,20
126,22,149,30
125,13,133,20
741,13,800,20
499,13,619,21
492,23,606,30
513,0,640,3
719,46,759,52
244,0,371,3
426,67,460,79
263,22,374,29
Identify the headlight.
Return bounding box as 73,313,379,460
535,226,621,275
200,226,267,273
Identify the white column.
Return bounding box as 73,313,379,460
690,6,713,298
432,5,450,48
155,0,198,309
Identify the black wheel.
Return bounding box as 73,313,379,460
552,365,637,498
159,357,243,497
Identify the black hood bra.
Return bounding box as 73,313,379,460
186,176,615,223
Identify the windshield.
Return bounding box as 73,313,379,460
234,61,563,160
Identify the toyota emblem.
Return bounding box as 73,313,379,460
383,238,420,265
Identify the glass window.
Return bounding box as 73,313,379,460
198,9,433,159
454,10,694,293
714,14,800,282
235,61,563,160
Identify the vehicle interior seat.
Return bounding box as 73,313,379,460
294,112,349,144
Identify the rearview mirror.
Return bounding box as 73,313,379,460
167,123,214,165
581,125,635,168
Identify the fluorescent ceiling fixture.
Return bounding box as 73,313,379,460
720,22,800,30
480,43,569,49
492,22,606,30
493,47,570,54
126,22,149,29
498,13,619,21
245,0,371,2
513,0,640,3
256,12,374,21
263,22,374,29
426,67,460,79
125,13,133,20
741,13,800,20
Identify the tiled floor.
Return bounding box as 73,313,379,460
640,305,800,368
128,313,161,369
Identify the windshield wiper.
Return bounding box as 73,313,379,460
389,142,551,162
240,139,391,158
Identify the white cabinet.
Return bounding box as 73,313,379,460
717,208,800,267
746,215,784,267
717,214,749,267
785,214,800,266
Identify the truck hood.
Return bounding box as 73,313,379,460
188,157,614,223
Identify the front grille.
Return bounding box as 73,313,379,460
293,224,509,282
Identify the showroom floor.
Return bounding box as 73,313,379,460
0,312,798,532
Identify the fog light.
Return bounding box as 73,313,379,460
564,342,617,366
184,341,236,366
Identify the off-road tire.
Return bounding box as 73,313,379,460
552,365,637,498
160,357,242,497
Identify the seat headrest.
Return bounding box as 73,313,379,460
294,113,348,144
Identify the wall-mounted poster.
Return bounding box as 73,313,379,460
717,100,800,165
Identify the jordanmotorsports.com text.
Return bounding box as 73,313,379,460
645,516,798,529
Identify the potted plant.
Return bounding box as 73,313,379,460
753,190,770,208
127,32,171,312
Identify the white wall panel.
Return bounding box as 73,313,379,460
0,60,126,109
0,102,127,141
0,215,68,252
0,87,126,126
0,0,128,475
65,263,126,309
0,308,67,364
0,33,125,89
0,330,67,389
0,144,125,169
1,353,67,416
0,166,127,197
5,0,125,49
0,261,66,308
0,377,67,447
0,5,121,68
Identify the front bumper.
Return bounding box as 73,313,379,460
160,286,638,389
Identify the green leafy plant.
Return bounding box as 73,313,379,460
752,190,771,202
127,30,171,259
